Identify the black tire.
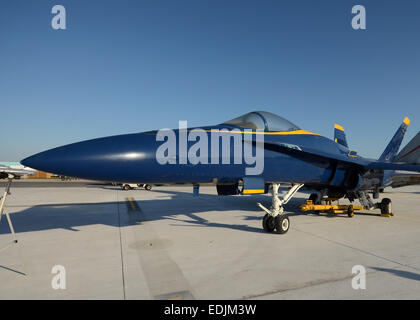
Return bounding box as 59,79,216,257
347,205,354,218
380,198,392,215
262,214,275,232
122,184,131,191
274,215,290,234
145,184,152,191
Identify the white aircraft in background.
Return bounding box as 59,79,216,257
386,131,420,188
0,161,36,179
396,131,420,164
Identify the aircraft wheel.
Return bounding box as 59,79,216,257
274,215,290,234
347,205,354,218
262,214,275,232
122,184,131,191
380,198,392,215
145,184,152,191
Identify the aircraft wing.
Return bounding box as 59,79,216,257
261,141,420,172
262,141,368,169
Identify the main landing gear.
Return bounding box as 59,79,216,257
356,191,394,217
379,198,393,216
257,183,304,234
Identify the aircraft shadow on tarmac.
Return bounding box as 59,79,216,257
0,187,364,235
0,187,311,235
370,267,420,282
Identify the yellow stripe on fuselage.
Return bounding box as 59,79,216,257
202,130,320,136
243,189,265,194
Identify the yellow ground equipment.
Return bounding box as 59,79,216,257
300,198,363,217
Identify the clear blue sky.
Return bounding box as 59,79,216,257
1,0,419,161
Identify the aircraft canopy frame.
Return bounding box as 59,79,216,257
222,111,300,132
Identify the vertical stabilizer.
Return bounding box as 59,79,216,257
334,124,349,148
378,117,410,163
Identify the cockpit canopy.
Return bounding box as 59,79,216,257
223,111,300,132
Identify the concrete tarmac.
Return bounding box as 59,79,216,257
0,182,419,299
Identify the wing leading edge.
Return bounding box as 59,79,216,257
261,141,420,173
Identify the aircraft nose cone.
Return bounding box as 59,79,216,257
21,147,76,174
21,133,153,181
21,153,49,171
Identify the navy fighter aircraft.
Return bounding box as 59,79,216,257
21,111,420,234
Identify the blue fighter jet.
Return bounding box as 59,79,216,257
21,111,420,234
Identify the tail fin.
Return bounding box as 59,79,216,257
378,117,410,162
334,124,349,148
396,131,420,164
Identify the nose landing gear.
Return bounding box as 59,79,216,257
258,183,304,234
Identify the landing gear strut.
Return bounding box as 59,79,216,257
356,191,394,217
0,178,18,253
258,183,304,234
